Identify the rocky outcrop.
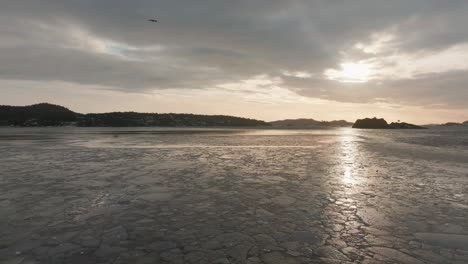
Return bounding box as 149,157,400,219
352,118,388,129
353,118,425,129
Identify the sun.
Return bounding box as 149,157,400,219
325,62,373,83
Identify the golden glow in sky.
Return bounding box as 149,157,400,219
325,62,373,83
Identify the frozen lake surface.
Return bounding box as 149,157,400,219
0,127,467,263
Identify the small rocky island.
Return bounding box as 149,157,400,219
352,117,426,129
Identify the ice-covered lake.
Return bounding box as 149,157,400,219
1,127,467,263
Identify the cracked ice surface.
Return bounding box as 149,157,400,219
0,127,467,264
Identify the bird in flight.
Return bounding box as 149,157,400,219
149,19,158,23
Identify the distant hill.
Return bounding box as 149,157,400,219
0,103,80,126
439,121,468,127
441,122,462,126
82,112,270,127
353,117,426,129
422,121,468,127
0,103,270,127
270,118,353,128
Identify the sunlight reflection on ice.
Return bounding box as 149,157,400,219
343,167,354,185
339,128,358,186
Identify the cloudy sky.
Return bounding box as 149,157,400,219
1,0,468,123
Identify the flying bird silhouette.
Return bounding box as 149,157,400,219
149,19,158,23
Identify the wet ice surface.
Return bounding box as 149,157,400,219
0,127,467,264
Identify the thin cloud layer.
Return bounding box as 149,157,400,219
1,0,468,111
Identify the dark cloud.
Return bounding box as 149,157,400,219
1,0,468,108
